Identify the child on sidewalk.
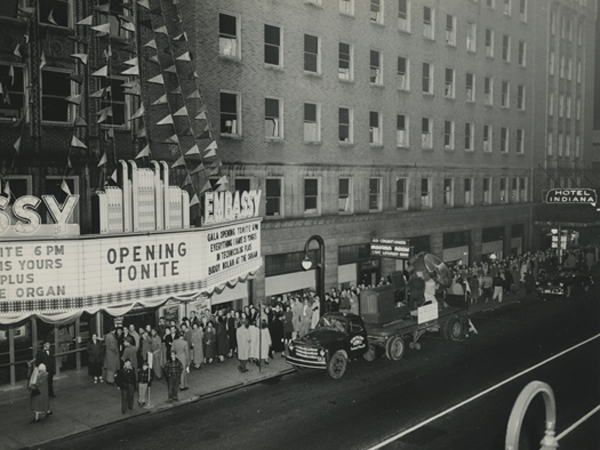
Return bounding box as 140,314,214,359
137,361,154,406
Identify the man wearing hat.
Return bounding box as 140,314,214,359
35,340,56,397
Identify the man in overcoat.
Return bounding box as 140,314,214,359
236,320,251,372
104,329,120,384
35,340,56,397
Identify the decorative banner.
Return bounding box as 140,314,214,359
76,15,93,26
70,136,87,149
171,155,185,168
91,23,111,34
156,114,173,125
13,136,21,153
92,66,109,77
135,144,151,159
151,94,167,105
185,144,200,156
71,53,89,64
97,152,107,167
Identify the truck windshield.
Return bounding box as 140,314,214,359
317,317,346,333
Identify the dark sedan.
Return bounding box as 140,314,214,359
536,267,594,298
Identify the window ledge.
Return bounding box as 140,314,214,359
397,87,410,93
422,92,434,97
219,55,242,62
340,12,355,19
369,144,384,149
370,21,385,28
304,140,322,146
398,28,411,35
339,78,354,84
265,137,284,143
264,64,284,72
42,121,73,128
221,134,243,140
370,83,385,89
396,145,409,149
339,141,354,147
304,71,322,79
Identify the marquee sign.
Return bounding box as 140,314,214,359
545,188,598,208
370,238,411,259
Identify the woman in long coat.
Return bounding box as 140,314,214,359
202,321,216,363
150,329,163,379
190,322,204,369
30,363,51,423
215,316,230,362
86,333,105,383
269,313,285,356
103,330,120,384
282,305,294,345
259,320,272,364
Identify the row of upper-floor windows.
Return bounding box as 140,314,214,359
546,132,582,159
550,9,586,44
547,92,582,121
221,92,527,154
548,51,584,83
220,13,531,69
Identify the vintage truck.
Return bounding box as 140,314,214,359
285,253,470,379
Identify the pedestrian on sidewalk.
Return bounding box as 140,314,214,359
190,322,204,369
259,320,272,365
216,315,230,362
137,361,154,406
86,333,105,384
226,310,238,357
122,336,138,372
203,321,216,364
172,332,190,390
35,340,56,398
164,351,183,402
29,363,52,424
492,272,504,303
150,329,163,379
283,305,294,346
104,329,120,385
115,359,136,414
236,319,251,373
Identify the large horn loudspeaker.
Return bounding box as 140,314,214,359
412,252,452,288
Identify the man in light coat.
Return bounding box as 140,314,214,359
236,320,252,372
172,332,190,390
104,329,120,385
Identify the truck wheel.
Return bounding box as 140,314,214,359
385,336,405,361
363,345,377,362
327,351,347,379
565,286,572,298
445,316,464,342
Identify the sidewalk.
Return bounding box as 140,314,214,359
0,285,558,450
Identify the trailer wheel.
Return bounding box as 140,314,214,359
564,286,572,298
385,336,406,361
363,345,377,362
444,316,464,342
327,350,347,379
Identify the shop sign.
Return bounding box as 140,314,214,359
545,188,597,208
0,194,80,238
417,303,438,324
203,190,261,225
370,238,411,259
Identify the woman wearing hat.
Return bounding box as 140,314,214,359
29,363,52,423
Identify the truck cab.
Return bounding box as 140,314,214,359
286,312,368,379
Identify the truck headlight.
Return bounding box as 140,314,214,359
559,283,564,287
319,349,326,357
288,343,295,352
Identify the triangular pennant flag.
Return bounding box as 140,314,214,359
173,32,188,42
47,10,59,26
189,194,200,207
70,135,87,149
190,163,204,174
76,15,93,26
124,57,138,66
68,74,85,84
96,106,113,116
89,87,106,98
17,6,35,16
8,66,14,85
39,52,46,69
91,65,108,77
129,104,145,120
97,111,109,124
188,90,202,99
156,114,173,125
67,156,72,169
173,106,188,116
147,74,164,84
94,3,111,13
151,94,167,105
142,39,157,49
171,155,185,169
192,71,199,79
70,53,88,65
185,144,200,156
106,128,114,139
121,80,137,88
135,144,151,159
120,21,136,33
60,179,72,195
199,180,212,194
97,152,107,167
162,134,179,144
180,127,193,136
3,180,11,197
121,65,139,75
176,51,192,61
182,174,193,186
137,0,150,10
13,44,21,59
164,65,177,73
148,55,159,64
204,147,217,158
154,25,168,34
123,85,141,95
206,166,220,176
92,23,111,34
170,86,182,95
137,127,147,138
110,169,118,183
204,140,218,152
74,116,87,127
13,136,21,153
216,176,228,187
195,111,207,120
66,94,82,105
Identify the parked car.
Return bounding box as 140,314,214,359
536,267,594,298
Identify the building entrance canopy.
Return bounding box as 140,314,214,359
0,218,262,325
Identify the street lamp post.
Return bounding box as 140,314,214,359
301,235,325,314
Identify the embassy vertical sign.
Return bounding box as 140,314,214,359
545,188,598,208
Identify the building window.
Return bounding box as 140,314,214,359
422,62,432,94
339,0,354,15
518,41,526,66
483,177,492,204
517,85,525,110
304,103,320,142
234,178,251,193
550,10,556,35
0,64,24,121
99,77,129,127
444,120,455,150
502,0,511,16
0,0,22,19
445,68,455,98
421,117,432,148
486,0,495,9
265,97,282,139
576,98,581,120
466,22,477,52
41,68,73,123
566,18,572,41
511,178,519,202
547,132,553,156
502,35,510,62
519,0,527,21
577,22,583,46
484,77,493,105
446,14,456,46
40,0,70,28
558,133,563,157
304,178,319,214
567,57,572,80
577,60,582,83
423,6,434,39
339,107,352,143
575,136,580,158
566,134,571,157
485,29,494,57
338,177,352,212
398,0,410,32
444,178,454,206
549,51,555,75
500,127,509,153
516,129,524,154
501,81,509,108
397,56,409,90
396,114,408,147
370,0,383,24
304,34,320,73
370,50,382,85
464,178,473,206
339,42,352,81
548,92,554,116
369,111,382,145
558,94,564,118
500,177,508,203
97,0,131,37
483,125,492,152
219,13,240,58
560,55,565,78
369,178,382,211
396,178,407,209
519,177,527,202
466,73,475,102
421,178,432,208
465,123,474,151
220,92,240,136
566,97,571,119
264,24,282,66
266,178,282,217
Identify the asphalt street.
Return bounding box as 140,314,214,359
39,290,600,450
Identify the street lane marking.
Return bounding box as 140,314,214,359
367,332,600,450
556,404,600,441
